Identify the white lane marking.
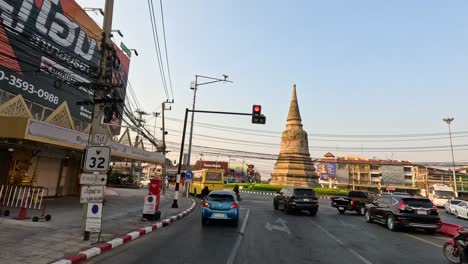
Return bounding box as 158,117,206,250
265,218,291,234
404,234,443,248
306,219,373,264
226,208,250,264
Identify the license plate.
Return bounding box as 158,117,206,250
213,213,225,218
303,199,310,201
417,210,427,215
339,207,344,210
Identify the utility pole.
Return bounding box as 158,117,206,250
443,117,458,197
134,109,148,183
151,112,160,152
161,100,172,195
82,0,115,241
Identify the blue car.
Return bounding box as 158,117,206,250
202,191,239,226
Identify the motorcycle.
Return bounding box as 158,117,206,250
234,191,241,201
443,232,467,264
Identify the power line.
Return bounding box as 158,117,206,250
159,0,174,100
165,117,468,138
147,0,169,99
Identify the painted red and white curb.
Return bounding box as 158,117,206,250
52,199,196,264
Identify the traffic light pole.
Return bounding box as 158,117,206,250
172,108,189,208
171,108,261,208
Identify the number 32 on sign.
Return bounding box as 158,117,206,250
83,146,111,172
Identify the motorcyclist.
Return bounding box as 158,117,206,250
201,186,210,200
233,184,240,200
455,226,468,263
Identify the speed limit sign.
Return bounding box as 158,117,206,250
83,146,112,172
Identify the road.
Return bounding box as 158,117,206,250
88,193,454,264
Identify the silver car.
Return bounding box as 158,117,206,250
444,199,463,214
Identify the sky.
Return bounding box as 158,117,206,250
76,0,468,179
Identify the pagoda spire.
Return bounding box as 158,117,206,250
286,84,302,125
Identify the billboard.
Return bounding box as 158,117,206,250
194,160,228,174
315,162,337,183
0,0,130,134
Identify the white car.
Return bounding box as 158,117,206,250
452,201,468,219
445,199,463,214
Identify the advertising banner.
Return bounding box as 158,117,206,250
0,0,130,134
195,160,228,173
316,162,337,183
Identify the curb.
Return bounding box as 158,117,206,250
52,199,196,264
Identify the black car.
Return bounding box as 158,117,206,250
273,187,318,216
364,195,441,233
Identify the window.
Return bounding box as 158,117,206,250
294,188,315,196
370,165,380,170
402,198,434,208
207,194,234,202
374,197,384,204
403,167,412,172
349,191,367,198
205,172,222,181
451,200,462,205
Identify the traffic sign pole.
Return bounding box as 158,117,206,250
81,0,115,241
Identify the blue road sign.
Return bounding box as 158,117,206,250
186,171,193,180
91,204,99,214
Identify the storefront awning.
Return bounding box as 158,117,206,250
0,116,164,163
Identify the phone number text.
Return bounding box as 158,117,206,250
0,70,59,105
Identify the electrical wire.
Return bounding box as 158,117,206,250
158,0,174,101
147,0,169,100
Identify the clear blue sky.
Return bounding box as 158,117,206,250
77,0,468,177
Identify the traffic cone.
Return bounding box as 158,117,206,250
14,199,29,220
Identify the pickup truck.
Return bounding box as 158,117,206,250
331,191,378,215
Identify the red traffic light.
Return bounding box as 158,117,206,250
253,105,261,113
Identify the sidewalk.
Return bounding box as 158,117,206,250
0,187,194,264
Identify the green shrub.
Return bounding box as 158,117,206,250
224,183,348,196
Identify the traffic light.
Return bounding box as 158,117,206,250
252,105,266,124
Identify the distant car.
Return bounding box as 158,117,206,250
331,190,377,215
451,201,468,219
444,199,463,215
202,191,239,226
139,179,151,188
273,187,318,216
364,195,441,233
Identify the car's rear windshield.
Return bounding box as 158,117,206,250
451,200,463,205
207,194,234,202
348,191,367,198
403,198,434,208
294,189,315,196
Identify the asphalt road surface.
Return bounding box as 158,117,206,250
87,193,452,264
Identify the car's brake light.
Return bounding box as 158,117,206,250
397,201,406,211
231,203,238,209
350,199,355,206
203,202,209,207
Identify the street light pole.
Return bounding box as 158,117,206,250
185,75,232,180
443,117,458,198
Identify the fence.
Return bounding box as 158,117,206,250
0,185,51,222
